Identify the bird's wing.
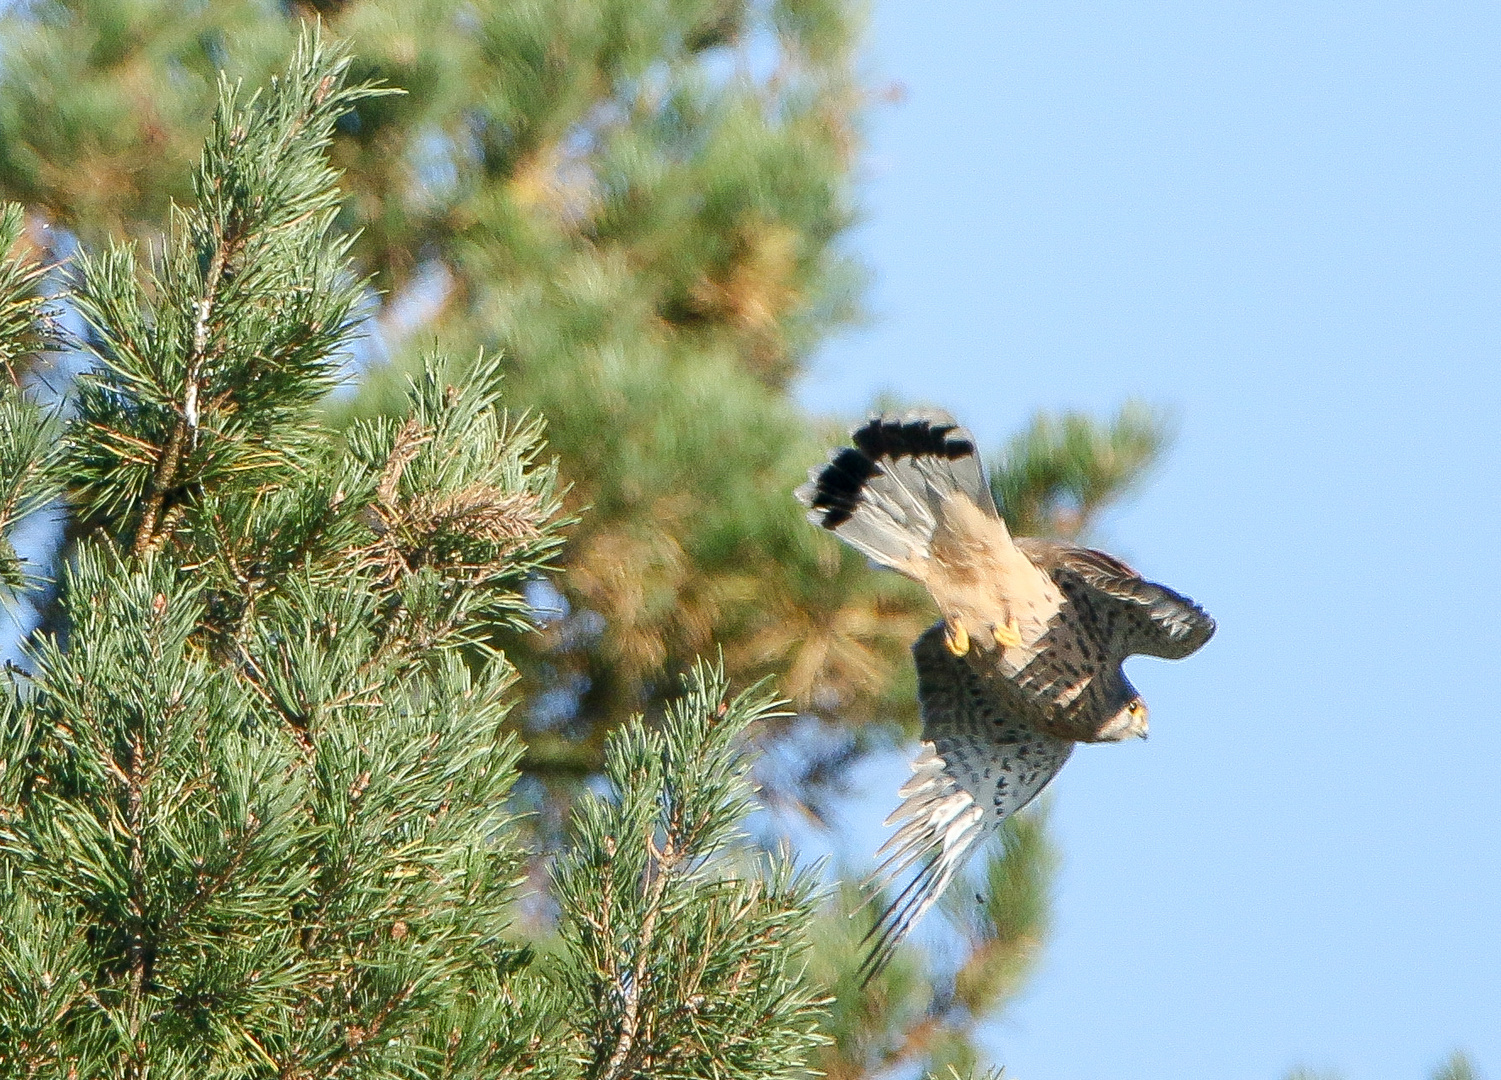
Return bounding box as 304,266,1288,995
1047,544,1216,660
862,622,1073,981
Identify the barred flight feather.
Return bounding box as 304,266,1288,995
859,743,986,982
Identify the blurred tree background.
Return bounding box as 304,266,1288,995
0,2,1180,1075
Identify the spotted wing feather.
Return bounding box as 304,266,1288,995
1050,545,1216,660
862,622,1073,981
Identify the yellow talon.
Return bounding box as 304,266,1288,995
992,617,1023,649
944,621,970,656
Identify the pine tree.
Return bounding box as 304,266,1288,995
0,0,1172,762
0,0,918,753
0,39,824,1078
1431,1052,1484,1080
1283,1052,1485,1080
0,5,1182,1077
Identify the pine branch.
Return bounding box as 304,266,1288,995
130,233,228,557
0,204,62,597
990,402,1170,540
0,11,1170,1078
0,38,579,1077
0,203,57,379
552,660,829,1080
1432,1054,1482,1080
65,30,398,555
597,822,673,1080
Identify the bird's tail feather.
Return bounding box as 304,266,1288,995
795,411,996,574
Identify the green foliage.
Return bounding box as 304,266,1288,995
805,811,1057,1080
64,36,391,552
0,205,62,596
1281,1053,1485,1080
0,203,57,375
0,545,537,1074
0,40,555,1076
0,5,1204,1078
0,0,908,749
951,806,1059,1015
0,37,843,1079
991,402,1168,540
929,1068,1006,1080
1432,1052,1483,1080
551,662,827,1079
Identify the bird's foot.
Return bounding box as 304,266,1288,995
992,616,1023,649
944,620,970,657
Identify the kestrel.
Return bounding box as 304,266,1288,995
796,411,1215,977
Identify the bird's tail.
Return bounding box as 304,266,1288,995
795,411,997,575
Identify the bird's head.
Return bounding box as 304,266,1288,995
1096,687,1150,742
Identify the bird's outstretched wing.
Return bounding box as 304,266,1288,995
1034,543,1216,661
862,622,1073,981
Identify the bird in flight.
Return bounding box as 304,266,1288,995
796,410,1215,979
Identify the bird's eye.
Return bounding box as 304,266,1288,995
1129,700,1145,716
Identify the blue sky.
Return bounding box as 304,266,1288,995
795,3,1501,1078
